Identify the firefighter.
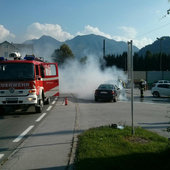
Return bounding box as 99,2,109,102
139,79,145,98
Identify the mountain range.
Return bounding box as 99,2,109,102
24,34,170,62
24,34,139,61
138,36,170,56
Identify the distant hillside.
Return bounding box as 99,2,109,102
24,35,61,61
65,34,139,58
138,36,170,56
23,34,139,61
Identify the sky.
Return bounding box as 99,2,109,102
0,0,170,49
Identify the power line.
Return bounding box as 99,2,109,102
136,21,170,39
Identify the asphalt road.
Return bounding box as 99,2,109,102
0,90,170,169
0,98,58,167
77,89,170,138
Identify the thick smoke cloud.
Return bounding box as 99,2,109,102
59,56,127,100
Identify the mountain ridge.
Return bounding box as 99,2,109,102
23,34,139,61
138,36,170,56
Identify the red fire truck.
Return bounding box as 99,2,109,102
0,55,59,113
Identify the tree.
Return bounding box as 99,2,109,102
52,44,74,65
104,54,116,67
79,56,88,65
122,52,127,71
145,50,153,71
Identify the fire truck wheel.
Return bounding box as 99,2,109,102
35,99,43,113
0,106,4,114
44,97,50,105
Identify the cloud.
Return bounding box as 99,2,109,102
26,22,74,41
113,35,153,49
113,26,153,48
133,38,153,49
118,26,137,39
0,25,15,42
77,25,112,39
77,25,152,48
0,23,152,49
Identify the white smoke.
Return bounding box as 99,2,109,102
59,56,127,100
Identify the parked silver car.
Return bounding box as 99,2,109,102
151,83,170,97
154,80,170,84
152,80,170,88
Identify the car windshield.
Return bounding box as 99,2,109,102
0,63,35,81
98,84,114,90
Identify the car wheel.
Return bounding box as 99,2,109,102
95,97,98,102
153,91,160,98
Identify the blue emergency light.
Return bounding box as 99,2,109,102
24,55,35,60
0,57,5,61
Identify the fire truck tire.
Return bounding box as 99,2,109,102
35,99,43,113
0,106,4,114
44,97,50,105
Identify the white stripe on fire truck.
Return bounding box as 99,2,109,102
36,113,47,122
42,77,59,81
13,125,34,143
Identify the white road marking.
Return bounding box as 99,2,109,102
46,105,52,111
36,113,47,122
0,154,4,159
13,125,34,143
52,100,56,105
62,100,65,105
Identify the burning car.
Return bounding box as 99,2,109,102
94,84,120,102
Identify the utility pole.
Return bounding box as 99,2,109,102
103,39,105,58
157,37,165,79
128,40,134,135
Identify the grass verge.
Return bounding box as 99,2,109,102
75,126,170,170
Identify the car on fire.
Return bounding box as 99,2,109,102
94,84,120,102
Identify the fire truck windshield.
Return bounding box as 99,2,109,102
0,63,34,81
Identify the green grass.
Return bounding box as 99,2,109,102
75,126,170,170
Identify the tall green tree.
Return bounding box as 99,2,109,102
52,44,74,65
145,50,152,71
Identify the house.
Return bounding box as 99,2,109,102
0,41,18,59
0,41,34,59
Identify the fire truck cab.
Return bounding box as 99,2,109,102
0,55,59,113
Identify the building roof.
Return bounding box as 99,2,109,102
0,41,16,49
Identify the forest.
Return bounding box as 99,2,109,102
104,51,170,71
52,44,170,71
